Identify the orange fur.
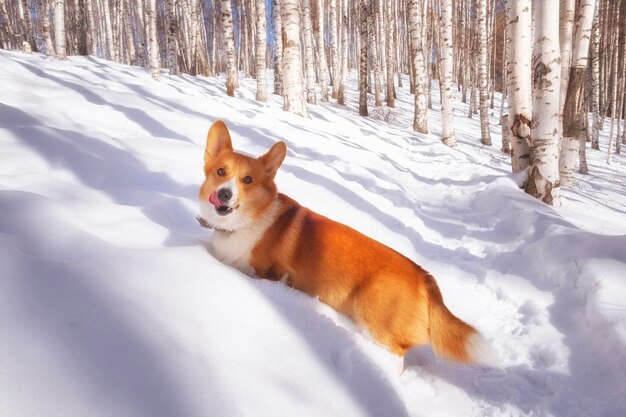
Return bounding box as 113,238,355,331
199,120,485,363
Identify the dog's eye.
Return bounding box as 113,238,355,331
217,167,226,176
242,176,253,184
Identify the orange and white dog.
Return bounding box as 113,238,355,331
198,120,490,363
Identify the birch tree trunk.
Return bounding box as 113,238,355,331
273,0,283,95
506,0,532,173
590,0,601,150
281,0,308,117
559,0,575,126
101,0,115,60
385,0,395,108
358,0,368,116
606,10,620,163
477,0,492,145
439,0,455,146
39,0,56,56
147,0,160,79
255,0,268,102
18,0,34,52
329,0,340,99
526,0,561,206
54,0,67,59
337,0,348,106
408,0,428,133
369,0,381,107
302,0,317,104
315,0,329,102
561,0,595,185
134,0,147,67
165,0,179,75
221,0,238,96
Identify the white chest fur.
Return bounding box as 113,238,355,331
210,202,279,276
212,227,263,275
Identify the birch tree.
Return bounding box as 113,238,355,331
408,0,428,133
281,0,308,117
385,0,395,108
337,0,348,105
559,0,575,123
329,0,340,99
302,0,317,104
39,0,55,56
255,0,268,102
54,0,66,59
477,0,491,146
561,0,595,183
273,0,283,95
590,0,601,150
439,0,455,146
147,0,160,79
314,0,329,102
221,0,238,96
165,0,179,75
506,0,532,172
358,0,368,116
369,0,381,107
526,0,561,206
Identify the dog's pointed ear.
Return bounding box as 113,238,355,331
204,120,233,166
259,141,287,178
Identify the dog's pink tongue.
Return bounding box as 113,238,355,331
209,191,221,207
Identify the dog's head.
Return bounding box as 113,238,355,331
198,120,286,232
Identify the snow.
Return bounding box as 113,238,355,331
1,49,626,417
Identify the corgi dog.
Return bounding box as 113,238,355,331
198,120,490,363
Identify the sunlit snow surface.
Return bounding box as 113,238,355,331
1,50,625,417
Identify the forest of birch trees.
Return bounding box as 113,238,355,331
0,0,624,205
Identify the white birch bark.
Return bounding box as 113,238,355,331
560,0,595,186
385,0,395,108
147,0,160,79
83,0,97,56
526,0,561,206
607,0,624,162
101,0,115,60
54,0,66,59
329,0,340,99
315,0,329,102
590,1,600,150
254,0,268,102
369,0,381,107
221,0,238,96
358,0,368,116
439,0,455,146
133,0,146,67
17,0,33,52
122,0,136,65
273,0,283,95
302,0,317,104
559,0,575,125
506,0,532,172
408,0,428,133
165,0,179,75
38,0,55,56
0,1,14,50
477,0,491,145
281,0,308,117
337,0,348,106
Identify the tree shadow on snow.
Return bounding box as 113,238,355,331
0,102,201,248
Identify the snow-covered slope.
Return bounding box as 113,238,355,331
1,50,625,417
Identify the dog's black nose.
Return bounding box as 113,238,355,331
218,188,233,203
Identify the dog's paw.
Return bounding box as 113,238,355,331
196,215,211,229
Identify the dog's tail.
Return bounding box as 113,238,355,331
425,275,495,365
